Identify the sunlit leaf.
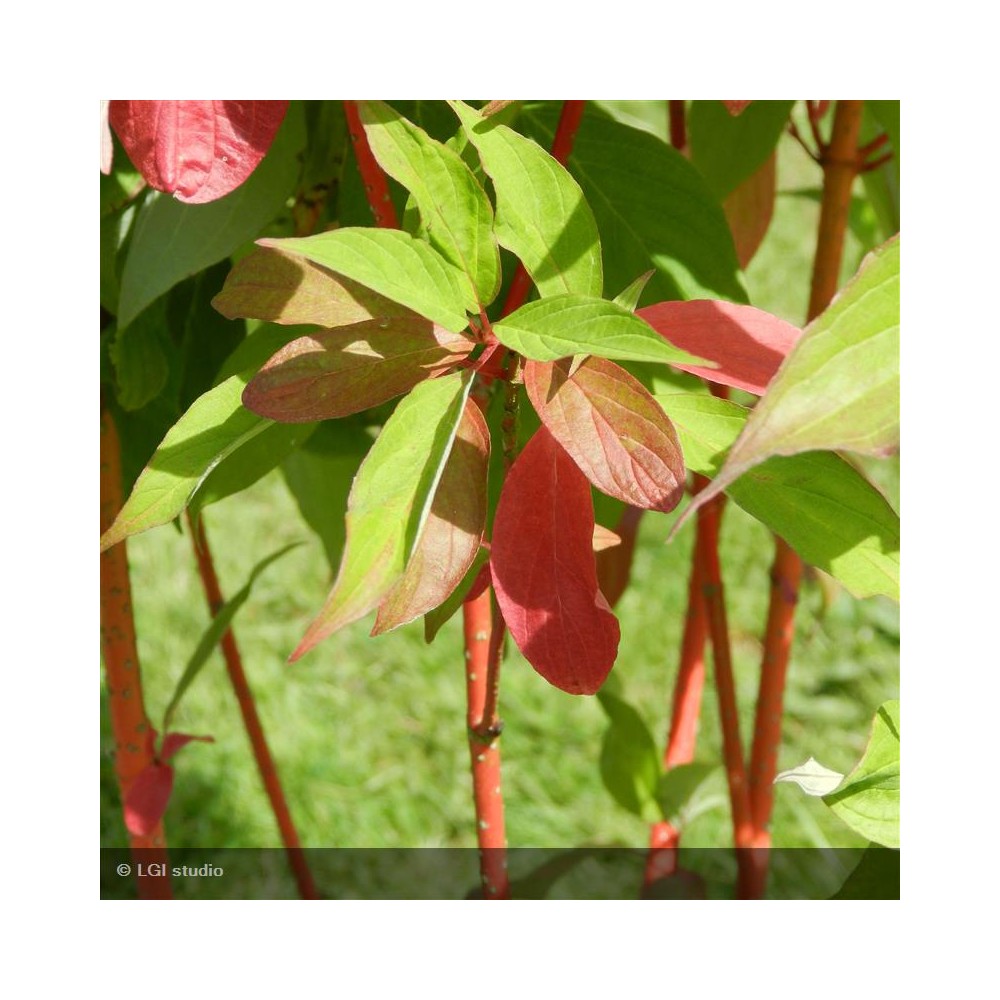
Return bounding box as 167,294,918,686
774,757,846,797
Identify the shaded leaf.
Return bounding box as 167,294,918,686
774,757,846,797
682,236,900,524
373,400,489,634
163,544,301,732
212,245,418,328
117,105,305,331
123,764,174,837
723,151,776,269
723,101,752,116
830,844,899,899
656,391,900,601
450,100,603,298
100,374,270,551
597,690,662,821
491,426,620,695
291,372,472,659
595,507,643,608
495,295,708,366
519,106,747,305
108,300,170,411
360,101,501,305
422,549,490,644
109,100,289,204
638,299,800,395
525,356,685,512
656,763,728,831
242,318,473,422
825,701,900,849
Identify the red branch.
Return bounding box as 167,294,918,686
187,516,320,900
344,100,399,230
668,100,687,152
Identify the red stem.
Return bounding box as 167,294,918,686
187,515,320,900
668,100,686,151
344,100,399,229
100,405,172,899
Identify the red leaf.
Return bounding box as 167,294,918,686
723,152,776,269
161,732,214,762
525,357,685,513
491,427,620,695
638,300,800,395
109,101,288,204
723,101,752,116
123,764,174,837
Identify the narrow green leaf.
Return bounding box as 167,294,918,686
520,106,747,305
291,371,473,658
689,100,794,199
100,374,270,551
613,271,655,313
117,104,306,331
656,391,900,601
656,763,728,831
824,701,900,849
450,101,603,298
494,295,710,366
682,236,900,523
162,543,301,733
596,690,662,822
359,101,501,307
259,228,475,333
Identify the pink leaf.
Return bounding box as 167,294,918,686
723,101,752,116
100,100,113,174
638,300,800,395
491,427,620,695
123,764,174,837
161,732,214,762
109,101,288,204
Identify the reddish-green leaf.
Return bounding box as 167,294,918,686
638,300,800,395
524,357,684,513
212,245,417,328
723,101,752,116
372,400,490,634
723,152,776,269
160,732,214,762
243,318,474,422
109,101,289,204
491,427,620,696
123,764,174,837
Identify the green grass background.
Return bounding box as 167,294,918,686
101,108,899,894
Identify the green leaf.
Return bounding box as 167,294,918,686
688,100,794,199
613,271,655,312
519,106,747,305
830,844,899,899
117,104,306,331
108,299,170,411
281,420,373,575
656,391,900,601
291,371,473,658
824,701,900,848
450,101,603,298
258,228,475,333
494,295,709,366
162,543,301,733
681,236,900,523
774,757,846,797
359,101,501,306
100,373,270,551
656,763,728,831
596,690,662,822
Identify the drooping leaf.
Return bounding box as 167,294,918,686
596,689,662,821
281,420,373,575
638,299,800,395
422,549,490,644
519,106,747,305
723,151,776,269
824,701,900,848
117,104,305,331
291,371,472,659
656,391,900,601
124,764,174,837
212,245,418,328
683,236,900,521
258,228,476,333
524,356,685,512
491,426,620,695
242,318,474,422
359,101,500,306
450,100,603,298
494,295,709,367
656,763,728,831
773,757,846,797
373,399,489,634
109,101,289,204
688,100,794,200
162,544,301,732
830,844,899,899
100,374,271,551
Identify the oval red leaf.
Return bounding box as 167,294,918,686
123,764,174,837
525,356,685,513
638,300,800,395
109,101,289,204
491,427,620,695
